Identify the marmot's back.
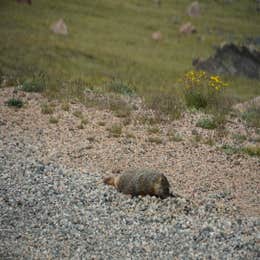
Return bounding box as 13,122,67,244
117,169,170,198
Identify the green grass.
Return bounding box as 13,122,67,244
196,117,217,129
221,144,260,157
0,0,260,111
6,98,23,108
242,106,260,128
41,103,54,114
107,124,122,138
49,116,59,124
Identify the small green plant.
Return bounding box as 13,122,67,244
21,73,46,92
221,144,260,157
73,110,83,118
109,98,131,118
106,79,134,96
98,121,106,126
169,132,183,142
41,103,54,114
122,117,131,126
125,132,135,139
87,136,95,142
61,102,70,111
6,98,23,108
196,118,217,129
147,136,163,144
221,144,240,155
192,133,202,143
108,124,122,138
146,90,184,121
242,146,260,157
203,137,215,146
232,134,247,143
147,126,160,134
78,123,84,129
242,106,260,128
49,116,59,124
81,118,88,125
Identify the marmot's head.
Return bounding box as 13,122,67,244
103,175,120,188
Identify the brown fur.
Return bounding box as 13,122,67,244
103,169,170,198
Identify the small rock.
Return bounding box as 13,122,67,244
187,1,200,17
179,22,197,35
151,31,162,41
51,18,68,35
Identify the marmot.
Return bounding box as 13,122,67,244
103,169,170,199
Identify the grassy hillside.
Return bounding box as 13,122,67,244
0,0,260,102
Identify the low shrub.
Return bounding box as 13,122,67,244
21,72,46,92
180,70,231,113
196,117,217,129
242,106,260,128
146,90,184,121
106,79,134,96
49,116,59,124
6,98,23,108
107,124,122,138
41,103,54,114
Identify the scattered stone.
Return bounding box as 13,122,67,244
193,43,260,79
151,31,162,41
187,1,200,17
179,22,197,35
50,18,68,36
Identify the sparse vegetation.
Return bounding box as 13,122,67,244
106,80,134,96
196,117,218,130
108,124,122,138
146,90,184,121
202,137,215,146
168,132,183,142
21,73,46,93
87,136,95,142
41,103,54,114
81,118,88,125
232,134,247,143
147,136,163,144
73,110,83,119
61,102,70,112
77,123,84,129
147,126,160,134
6,98,23,108
221,144,260,157
109,98,131,118
49,116,59,124
242,146,260,157
122,117,131,126
125,132,135,139
98,121,106,126
242,106,260,128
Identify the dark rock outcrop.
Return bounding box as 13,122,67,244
193,43,260,79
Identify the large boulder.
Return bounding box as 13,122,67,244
193,43,260,79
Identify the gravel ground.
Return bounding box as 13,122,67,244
0,87,259,259
0,122,259,259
